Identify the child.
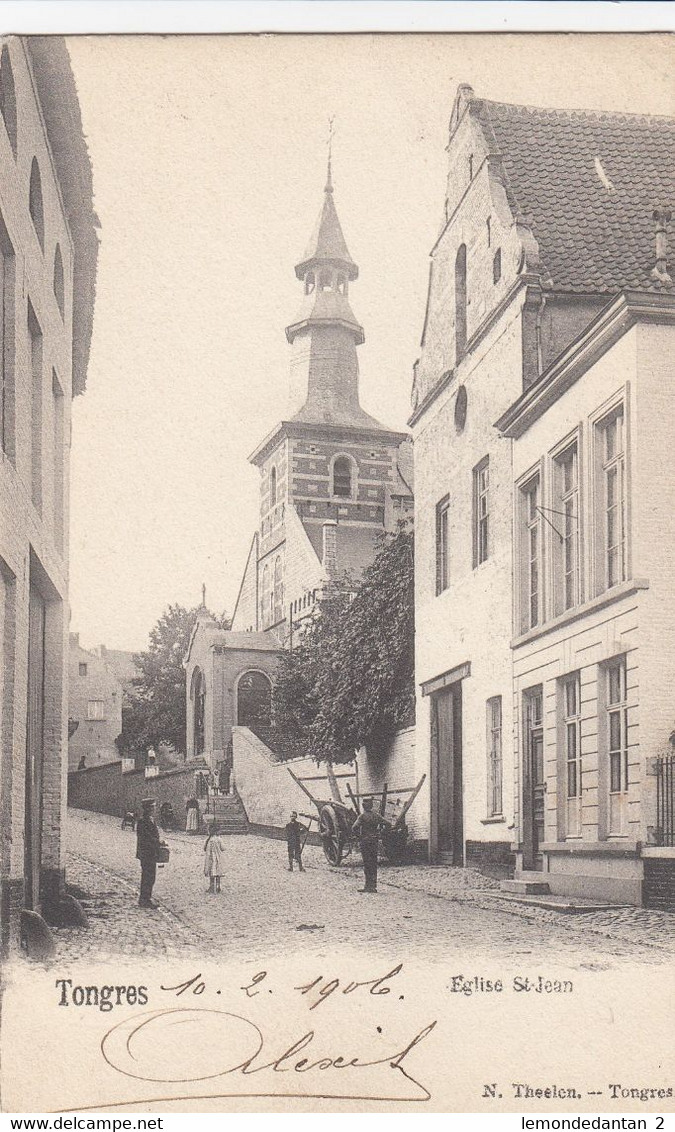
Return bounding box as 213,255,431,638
203,825,226,893
285,811,307,872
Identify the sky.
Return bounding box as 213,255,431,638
65,32,674,652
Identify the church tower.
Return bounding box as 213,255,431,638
231,163,413,639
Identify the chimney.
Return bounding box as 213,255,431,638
322,519,338,577
651,209,672,284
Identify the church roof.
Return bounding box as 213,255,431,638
289,396,393,432
470,94,675,293
285,288,364,345
295,175,359,281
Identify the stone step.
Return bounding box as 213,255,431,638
501,878,551,896
494,891,632,913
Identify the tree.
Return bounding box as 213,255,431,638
117,603,229,759
274,522,414,764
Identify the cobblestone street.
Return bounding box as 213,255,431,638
52,808,675,967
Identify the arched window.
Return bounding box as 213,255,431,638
305,272,315,295
0,46,17,156
319,271,333,292
269,466,277,508
273,555,283,624
332,455,353,499
455,243,467,362
53,244,64,317
29,158,44,251
260,563,270,628
190,667,206,756
337,274,347,295
237,670,272,731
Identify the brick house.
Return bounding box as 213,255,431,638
67,633,123,771
186,164,413,780
411,84,675,904
0,37,98,952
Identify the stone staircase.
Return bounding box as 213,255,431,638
501,871,551,896
203,791,249,834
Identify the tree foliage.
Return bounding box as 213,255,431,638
274,523,414,764
117,603,229,759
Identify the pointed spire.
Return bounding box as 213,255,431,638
294,129,358,282
196,582,215,624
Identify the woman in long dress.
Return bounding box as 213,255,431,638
185,797,199,833
204,826,226,894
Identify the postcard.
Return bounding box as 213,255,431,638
1,29,674,1115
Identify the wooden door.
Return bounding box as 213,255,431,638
24,586,46,910
522,687,544,871
431,684,463,864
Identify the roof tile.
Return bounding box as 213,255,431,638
474,98,675,293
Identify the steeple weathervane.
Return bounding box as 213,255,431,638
325,116,335,194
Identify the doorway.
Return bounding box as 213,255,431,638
24,585,46,910
522,685,545,871
430,682,463,864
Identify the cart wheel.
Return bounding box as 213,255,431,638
319,804,345,866
382,825,409,864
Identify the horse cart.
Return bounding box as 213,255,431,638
286,763,426,866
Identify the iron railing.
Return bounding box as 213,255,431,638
656,754,675,846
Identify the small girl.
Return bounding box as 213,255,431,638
203,825,226,893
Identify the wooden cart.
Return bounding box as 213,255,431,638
287,762,426,866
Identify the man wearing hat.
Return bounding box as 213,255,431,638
351,797,390,894
136,798,161,908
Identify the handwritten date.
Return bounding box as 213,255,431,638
161,963,404,1012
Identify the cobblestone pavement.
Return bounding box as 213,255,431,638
54,808,675,967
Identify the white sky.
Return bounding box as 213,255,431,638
65,32,674,651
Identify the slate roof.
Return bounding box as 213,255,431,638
289,395,393,432
285,287,364,346
473,98,675,293
295,182,358,280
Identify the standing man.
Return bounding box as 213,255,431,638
285,811,307,872
352,797,389,894
136,797,161,908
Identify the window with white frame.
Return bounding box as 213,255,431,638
435,495,450,595
520,474,541,631
486,696,502,817
553,442,580,615
473,456,489,567
606,656,628,835
596,406,626,592
561,672,582,837
87,700,105,721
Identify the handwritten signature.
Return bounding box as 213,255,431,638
100,1007,437,1102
